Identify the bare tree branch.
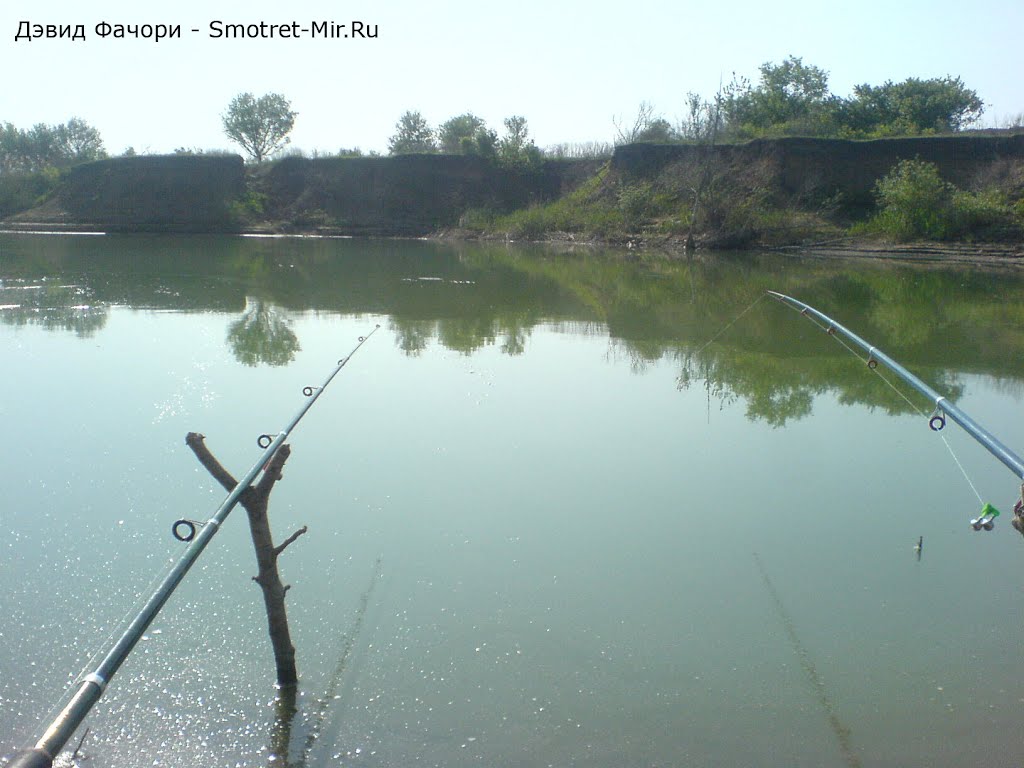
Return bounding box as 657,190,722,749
185,432,241,493
255,444,292,500
613,101,656,145
186,431,302,687
275,525,309,557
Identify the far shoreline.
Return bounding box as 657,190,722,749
3,220,1022,270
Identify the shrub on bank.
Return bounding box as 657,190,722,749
856,158,1018,241
0,168,60,218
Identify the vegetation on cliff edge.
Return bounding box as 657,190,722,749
458,148,1024,249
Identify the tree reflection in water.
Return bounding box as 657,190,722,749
390,317,433,355
227,297,301,367
0,281,108,338
3,236,1022,426
389,314,532,356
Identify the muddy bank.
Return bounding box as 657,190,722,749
434,226,1024,267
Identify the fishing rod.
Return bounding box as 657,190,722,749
8,325,381,768
767,291,1023,531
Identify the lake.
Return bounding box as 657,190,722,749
2,232,1024,768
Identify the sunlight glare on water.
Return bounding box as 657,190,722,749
2,233,1024,768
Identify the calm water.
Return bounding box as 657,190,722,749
2,233,1024,768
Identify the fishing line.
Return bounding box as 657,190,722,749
775,297,985,505
862,363,984,503
300,556,384,763
753,552,862,768
685,292,985,505
689,293,766,360
872,370,984,504
680,293,765,399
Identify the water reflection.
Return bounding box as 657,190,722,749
675,344,967,426
227,298,301,367
5,234,1024,768
2,233,1023,425
0,278,107,337
390,318,432,355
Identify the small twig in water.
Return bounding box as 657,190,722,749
72,727,89,760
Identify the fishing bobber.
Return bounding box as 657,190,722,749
769,291,1024,540
971,503,1000,531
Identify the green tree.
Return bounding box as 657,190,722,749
438,113,496,156
471,126,498,158
222,92,297,163
0,122,31,173
838,77,984,136
27,124,62,168
724,56,835,135
439,113,483,153
387,110,437,155
59,118,105,162
499,116,529,156
678,91,725,141
498,116,542,167
0,118,106,173
635,118,677,143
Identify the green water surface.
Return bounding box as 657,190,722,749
2,233,1024,768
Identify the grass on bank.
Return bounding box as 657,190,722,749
462,155,1023,248
460,167,626,239
460,162,842,247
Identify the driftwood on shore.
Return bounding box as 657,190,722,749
186,431,306,687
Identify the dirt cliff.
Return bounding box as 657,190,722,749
612,134,1024,212
4,134,1022,235
253,154,595,235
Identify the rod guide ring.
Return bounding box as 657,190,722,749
257,434,274,449
172,519,197,542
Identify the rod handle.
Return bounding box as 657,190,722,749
5,749,53,768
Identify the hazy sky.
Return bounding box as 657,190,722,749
2,0,1022,156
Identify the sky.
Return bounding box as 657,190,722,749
2,0,1022,157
